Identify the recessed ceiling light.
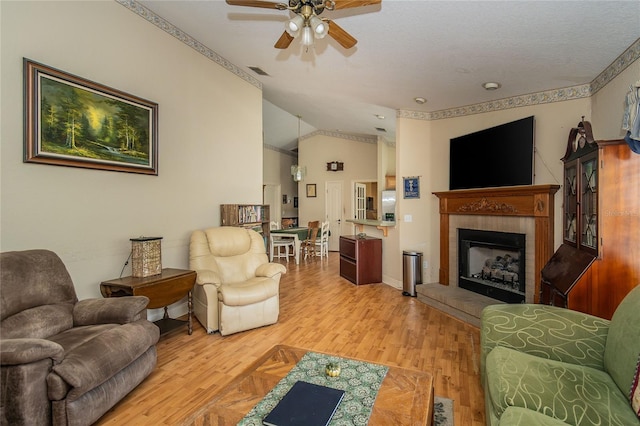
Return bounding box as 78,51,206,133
414,97,427,105
482,82,501,90
375,114,385,119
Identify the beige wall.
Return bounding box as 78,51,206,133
393,57,638,286
298,133,377,227
379,140,396,181
263,147,298,219
395,99,590,285
295,57,638,289
0,2,263,317
295,133,406,284
394,117,434,287
591,60,640,139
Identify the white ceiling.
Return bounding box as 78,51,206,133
136,0,640,151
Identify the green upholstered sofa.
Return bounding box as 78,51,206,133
481,285,640,426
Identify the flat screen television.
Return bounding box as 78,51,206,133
449,116,534,190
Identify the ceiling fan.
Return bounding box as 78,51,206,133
226,0,381,49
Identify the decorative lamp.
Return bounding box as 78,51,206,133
130,236,163,277
301,26,314,46
309,15,328,38
285,14,304,37
283,6,329,47
291,115,307,182
291,165,306,182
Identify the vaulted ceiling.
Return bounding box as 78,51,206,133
129,0,640,151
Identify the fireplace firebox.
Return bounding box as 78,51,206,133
458,228,526,303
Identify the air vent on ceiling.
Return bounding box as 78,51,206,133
248,66,269,76
375,127,387,132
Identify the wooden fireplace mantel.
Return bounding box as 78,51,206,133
433,184,560,302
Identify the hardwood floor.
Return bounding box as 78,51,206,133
96,252,486,425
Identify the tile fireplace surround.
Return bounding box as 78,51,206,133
423,185,560,325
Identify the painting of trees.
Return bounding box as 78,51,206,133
25,59,158,175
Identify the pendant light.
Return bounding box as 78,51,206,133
291,115,306,182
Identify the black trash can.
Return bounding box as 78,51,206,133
402,250,423,297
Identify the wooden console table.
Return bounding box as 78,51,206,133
100,268,196,335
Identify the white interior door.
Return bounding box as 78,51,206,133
263,184,281,225
326,181,343,252
354,183,366,220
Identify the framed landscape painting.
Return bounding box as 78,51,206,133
24,59,158,175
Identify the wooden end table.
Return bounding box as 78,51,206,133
100,268,197,335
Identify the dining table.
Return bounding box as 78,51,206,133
270,227,308,264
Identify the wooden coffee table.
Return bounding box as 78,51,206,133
180,345,434,425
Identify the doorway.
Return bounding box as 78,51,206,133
263,184,281,226
354,183,366,220
354,180,379,220
326,181,343,251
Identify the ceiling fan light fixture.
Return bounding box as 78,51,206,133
301,26,314,46
285,15,304,36
291,165,306,182
309,16,328,38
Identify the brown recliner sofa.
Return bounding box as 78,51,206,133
0,249,160,426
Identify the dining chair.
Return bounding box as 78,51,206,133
315,221,330,259
301,220,320,259
270,221,295,262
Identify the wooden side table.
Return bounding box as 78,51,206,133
100,268,196,335
339,235,382,285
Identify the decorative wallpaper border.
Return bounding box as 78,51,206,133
306,130,378,144
398,84,591,121
400,37,640,122
591,37,640,94
383,138,396,148
119,1,638,123
115,0,261,90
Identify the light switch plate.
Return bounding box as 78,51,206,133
404,214,412,222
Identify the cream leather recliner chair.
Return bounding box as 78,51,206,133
189,227,286,336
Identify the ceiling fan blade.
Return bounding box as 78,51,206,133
328,21,357,49
274,31,294,49
331,0,381,10
226,0,286,10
